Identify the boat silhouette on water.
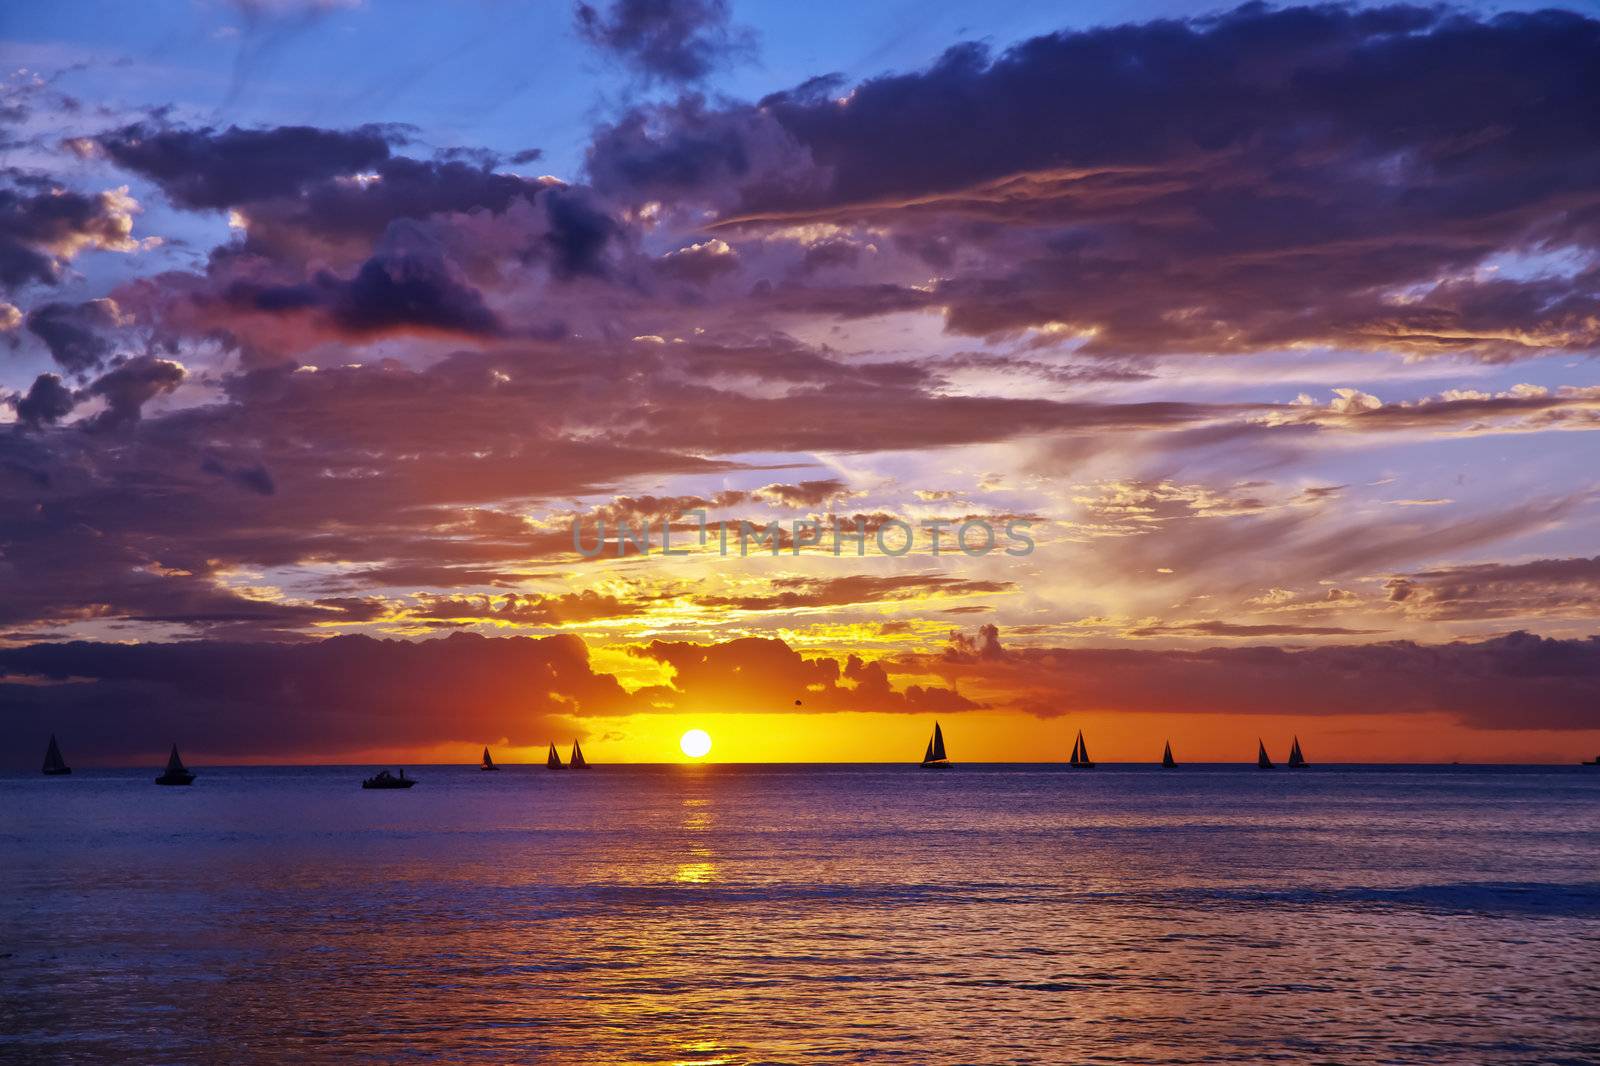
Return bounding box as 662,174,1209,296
155,744,195,786
1582,755,1599,766
570,741,589,769
480,746,499,771
362,769,415,789
1161,740,1176,769
546,743,565,770
1257,739,1275,770
1069,730,1096,769
42,734,71,776
1287,736,1310,769
919,722,952,769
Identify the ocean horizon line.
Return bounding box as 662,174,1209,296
7,759,1594,771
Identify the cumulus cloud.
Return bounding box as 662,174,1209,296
944,622,1004,662
12,373,76,426
635,635,976,714
575,0,756,84
85,124,629,355
24,298,122,373
654,236,738,283
228,237,504,339
83,355,186,429
95,121,397,210
0,179,141,291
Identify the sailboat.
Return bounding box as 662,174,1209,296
919,722,952,769
480,746,499,771
155,744,195,786
570,741,590,769
1287,736,1309,769
42,734,71,776
1069,729,1096,769
1161,740,1176,769
1256,739,1275,770
546,742,565,770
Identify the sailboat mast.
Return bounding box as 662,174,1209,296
920,722,951,767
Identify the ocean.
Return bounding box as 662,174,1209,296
2,764,1596,1064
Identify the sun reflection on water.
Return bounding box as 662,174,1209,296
672,1042,732,1066
676,794,717,882
673,859,716,883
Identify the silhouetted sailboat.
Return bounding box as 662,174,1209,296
570,741,589,769
480,746,499,771
42,734,71,776
919,722,952,769
362,768,415,789
1069,729,1096,769
1161,740,1176,769
1257,739,1275,770
155,744,195,786
1287,736,1309,769
546,742,565,770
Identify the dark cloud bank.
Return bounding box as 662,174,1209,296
591,3,1600,359
1,628,1596,765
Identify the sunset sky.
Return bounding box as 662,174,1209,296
2,0,1598,765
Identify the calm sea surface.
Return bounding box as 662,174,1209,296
2,764,1597,1064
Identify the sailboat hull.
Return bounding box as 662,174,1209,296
155,773,195,785
42,767,72,776
480,765,500,771
919,760,953,769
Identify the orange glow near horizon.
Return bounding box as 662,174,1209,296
162,711,1600,767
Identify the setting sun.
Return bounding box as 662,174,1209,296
679,729,712,759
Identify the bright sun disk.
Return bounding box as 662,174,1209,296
680,729,712,759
